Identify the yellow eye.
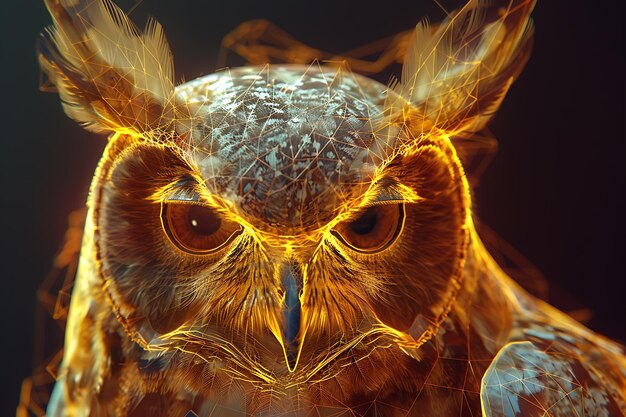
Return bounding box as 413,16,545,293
331,203,405,253
161,202,242,254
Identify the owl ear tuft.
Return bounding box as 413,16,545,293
391,0,535,137
38,0,177,135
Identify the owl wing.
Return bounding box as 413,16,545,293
45,250,110,417
480,340,626,417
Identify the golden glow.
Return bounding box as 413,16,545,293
21,1,626,416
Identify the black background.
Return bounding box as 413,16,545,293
1,1,625,415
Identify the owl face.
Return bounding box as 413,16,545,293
39,0,534,384
95,66,470,375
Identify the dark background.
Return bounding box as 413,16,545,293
1,0,624,415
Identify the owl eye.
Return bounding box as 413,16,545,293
331,203,405,253
161,202,243,254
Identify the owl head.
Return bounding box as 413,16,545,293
39,0,534,378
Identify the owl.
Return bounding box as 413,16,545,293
37,0,626,416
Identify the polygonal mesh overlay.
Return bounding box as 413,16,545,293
180,64,390,233
21,0,626,416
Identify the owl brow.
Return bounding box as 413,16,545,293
367,187,408,206
157,177,202,203
157,177,236,217
362,179,422,207
334,181,421,225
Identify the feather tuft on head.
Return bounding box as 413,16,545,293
38,0,177,136
390,0,535,139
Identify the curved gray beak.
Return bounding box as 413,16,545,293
280,262,303,370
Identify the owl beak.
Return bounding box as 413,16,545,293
279,262,303,371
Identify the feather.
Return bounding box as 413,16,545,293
395,0,535,136
37,0,176,134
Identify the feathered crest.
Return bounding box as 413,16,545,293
391,0,535,138
38,0,177,134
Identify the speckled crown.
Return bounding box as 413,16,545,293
181,65,392,232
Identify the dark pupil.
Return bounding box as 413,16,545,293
350,208,378,235
187,205,221,235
